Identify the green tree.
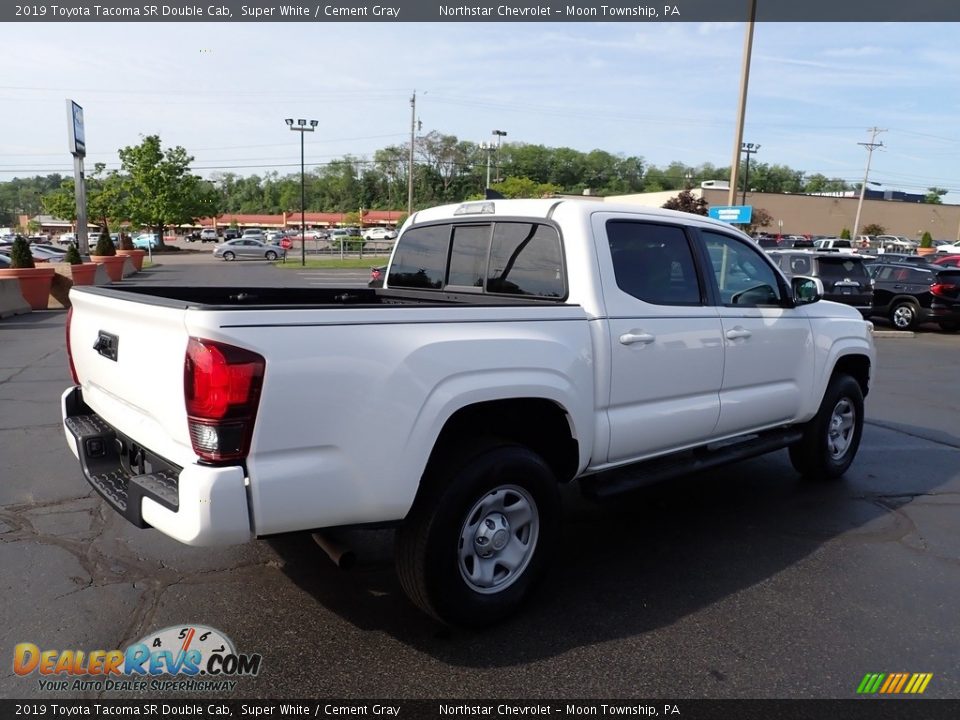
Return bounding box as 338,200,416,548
492,176,560,199
924,187,947,204
662,189,708,215
920,231,933,248
117,135,220,241
862,222,885,235
9,236,34,268
840,228,851,239
744,208,773,235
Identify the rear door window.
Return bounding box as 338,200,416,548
487,223,564,297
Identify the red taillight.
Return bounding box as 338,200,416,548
931,281,958,298
184,338,265,463
65,306,79,385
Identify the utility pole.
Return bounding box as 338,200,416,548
492,129,507,183
407,91,416,216
851,127,885,242
740,142,760,205
480,141,493,189
727,0,757,207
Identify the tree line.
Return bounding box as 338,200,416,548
3,131,912,233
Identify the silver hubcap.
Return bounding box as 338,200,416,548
893,306,913,328
458,485,539,594
827,397,856,460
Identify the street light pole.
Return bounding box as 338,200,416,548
286,118,318,267
727,0,757,207
740,142,760,205
492,129,507,183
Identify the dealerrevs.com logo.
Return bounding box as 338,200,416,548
14,625,262,693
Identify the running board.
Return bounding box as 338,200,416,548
580,427,804,499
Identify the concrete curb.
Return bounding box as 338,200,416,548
872,330,915,338
0,277,31,318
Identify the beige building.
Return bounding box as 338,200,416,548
600,188,960,241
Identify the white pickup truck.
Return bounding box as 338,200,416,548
62,199,875,625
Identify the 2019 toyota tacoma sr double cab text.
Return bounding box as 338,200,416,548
62,199,875,626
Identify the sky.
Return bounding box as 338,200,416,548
3,21,959,202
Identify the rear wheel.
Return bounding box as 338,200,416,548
395,440,560,627
890,301,918,330
265,250,278,261
789,374,864,480
222,251,235,261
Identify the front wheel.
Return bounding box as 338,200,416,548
890,301,917,330
395,441,560,627
222,251,235,261
789,374,864,480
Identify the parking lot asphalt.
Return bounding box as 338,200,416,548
1,261,958,701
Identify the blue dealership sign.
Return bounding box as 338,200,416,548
708,205,753,224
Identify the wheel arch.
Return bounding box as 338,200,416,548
424,398,580,487
831,353,872,399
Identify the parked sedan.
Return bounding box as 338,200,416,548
213,238,285,261
133,234,161,249
867,262,960,330
935,240,960,255
362,227,397,241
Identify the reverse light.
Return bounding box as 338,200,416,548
184,338,265,463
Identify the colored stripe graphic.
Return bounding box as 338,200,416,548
857,672,932,694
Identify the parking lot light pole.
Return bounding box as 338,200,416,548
286,118,317,267
492,129,507,183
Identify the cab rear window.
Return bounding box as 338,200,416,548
389,221,565,298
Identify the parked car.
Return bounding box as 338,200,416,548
876,235,918,252
935,240,960,255
133,234,161,249
223,228,242,241
57,233,77,246
368,265,386,288
865,253,933,267
768,251,873,316
812,238,858,254
362,227,397,241
931,254,960,269
213,238,285,261
241,228,265,242
867,262,960,331
0,253,10,268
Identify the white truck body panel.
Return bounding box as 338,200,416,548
64,198,875,548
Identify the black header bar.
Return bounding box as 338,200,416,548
5,0,960,23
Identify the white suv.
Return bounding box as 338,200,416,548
199,228,219,242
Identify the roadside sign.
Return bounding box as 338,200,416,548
708,205,753,224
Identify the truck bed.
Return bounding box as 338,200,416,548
73,285,573,310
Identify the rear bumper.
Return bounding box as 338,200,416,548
61,386,253,546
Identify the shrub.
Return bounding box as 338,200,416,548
10,236,35,269
64,244,83,265
840,228,851,239
920,231,933,248
862,223,885,235
119,231,134,250
94,226,116,256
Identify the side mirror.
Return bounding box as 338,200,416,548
792,277,821,305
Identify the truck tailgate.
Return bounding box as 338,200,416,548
68,289,195,467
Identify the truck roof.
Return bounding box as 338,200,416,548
407,198,752,237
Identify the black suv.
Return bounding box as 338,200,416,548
866,262,960,331
223,228,242,240
768,251,873,316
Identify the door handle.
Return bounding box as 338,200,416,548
619,331,656,345
725,327,752,340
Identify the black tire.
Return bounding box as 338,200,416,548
889,301,918,330
222,251,235,261
395,440,560,627
265,250,278,261
789,374,864,480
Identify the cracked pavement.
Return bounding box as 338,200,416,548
1,297,958,700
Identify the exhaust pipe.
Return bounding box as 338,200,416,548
312,532,356,570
